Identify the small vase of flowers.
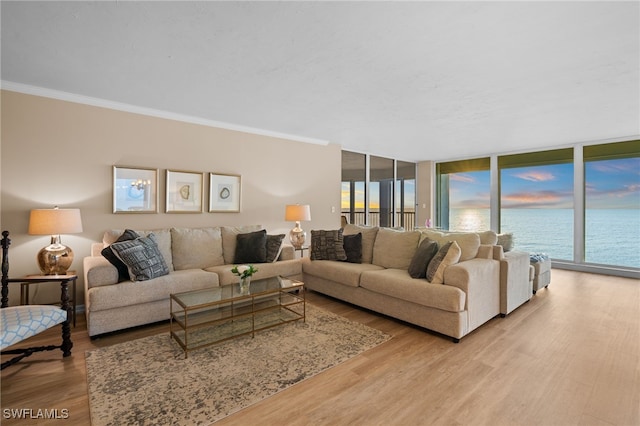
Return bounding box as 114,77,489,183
231,264,258,294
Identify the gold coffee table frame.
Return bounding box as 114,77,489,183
170,276,305,358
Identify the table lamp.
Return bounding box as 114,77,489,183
285,204,311,249
28,207,83,275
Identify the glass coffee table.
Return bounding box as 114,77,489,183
170,276,305,358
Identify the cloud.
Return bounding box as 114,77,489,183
502,190,572,208
450,174,476,183
512,171,556,182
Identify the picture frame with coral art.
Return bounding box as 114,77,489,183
166,169,203,213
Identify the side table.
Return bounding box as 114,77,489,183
295,246,309,258
1,274,77,327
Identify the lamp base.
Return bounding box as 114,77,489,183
289,223,306,249
36,243,74,275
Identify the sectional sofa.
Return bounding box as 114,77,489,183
83,226,302,337
302,224,531,342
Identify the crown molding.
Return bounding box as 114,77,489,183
1,80,330,146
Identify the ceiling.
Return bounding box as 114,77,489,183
2,1,639,162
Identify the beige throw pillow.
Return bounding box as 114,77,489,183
426,241,462,284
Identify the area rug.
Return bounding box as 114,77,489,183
86,305,390,425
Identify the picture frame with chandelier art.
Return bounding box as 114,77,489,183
166,169,204,213
113,166,158,214
209,173,241,213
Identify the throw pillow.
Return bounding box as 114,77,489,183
101,229,140,282
310,229,347,261
343,224,378,263
109,233,170,281
265,234,286,262
234,229,267,264
497,233,514,252
408,237,439,279
342,232,363,263
426,241,462,284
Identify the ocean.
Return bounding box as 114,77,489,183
449,208,640,269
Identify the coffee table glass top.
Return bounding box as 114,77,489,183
171,275,303,309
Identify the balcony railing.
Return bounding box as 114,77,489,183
342,211,416,231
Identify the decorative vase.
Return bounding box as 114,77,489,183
239,276,251,294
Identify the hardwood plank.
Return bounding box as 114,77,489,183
2,269,638,425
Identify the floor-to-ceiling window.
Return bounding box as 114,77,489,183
436,158,490,231
342,151,417,230
584,141,640,269
435,140,640,276
341,151,366,225
396,161,416,230
499,149,574,260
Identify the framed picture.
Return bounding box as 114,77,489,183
209,173,241,212
166,170,204,213
113,166,158,213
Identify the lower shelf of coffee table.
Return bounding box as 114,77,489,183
170,294,305,357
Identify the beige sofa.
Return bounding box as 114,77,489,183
83,226,302,337
302,225,531,342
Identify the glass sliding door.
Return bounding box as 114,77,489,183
369,156,394,227
341,151,366,226
584,140,640,268
396,161,416,230
499,149,574,260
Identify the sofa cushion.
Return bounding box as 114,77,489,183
87,269,219,312
343,224,378,264
101,229,140,282
478,230,498,245
342,233,362,263
265,234,286,262
426,241,462,284
170,227,224,270
310,229,347,261
407,237,439,279
109,233,170,281
302,259,384,287
104,228,174,271
221,225,263,264
419,230,480,262
372,228,420,269
235,230,267,263
359,269,465,312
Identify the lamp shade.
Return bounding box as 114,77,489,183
285,204,311,222
28,208,83,235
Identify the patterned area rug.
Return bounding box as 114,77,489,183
86,305,390,425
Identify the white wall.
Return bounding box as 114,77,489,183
1,90,342,305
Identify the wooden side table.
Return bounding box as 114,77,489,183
1,274,77,327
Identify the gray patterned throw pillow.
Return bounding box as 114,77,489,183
310,229,347,261
109,233,170,281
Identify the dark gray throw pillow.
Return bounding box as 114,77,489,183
101,229,140,282
408,237,439,278
235,229,267,264
265,234,286,262
310,229,347,261
109,233,170,281
342,232,362,263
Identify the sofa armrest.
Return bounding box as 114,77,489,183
83,256,119,290
91,242,104,257
500,250,532,315
279,244,295,261
444,258,500,332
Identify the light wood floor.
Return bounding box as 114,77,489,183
1,269,638,425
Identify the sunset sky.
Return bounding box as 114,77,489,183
450,158,640,209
